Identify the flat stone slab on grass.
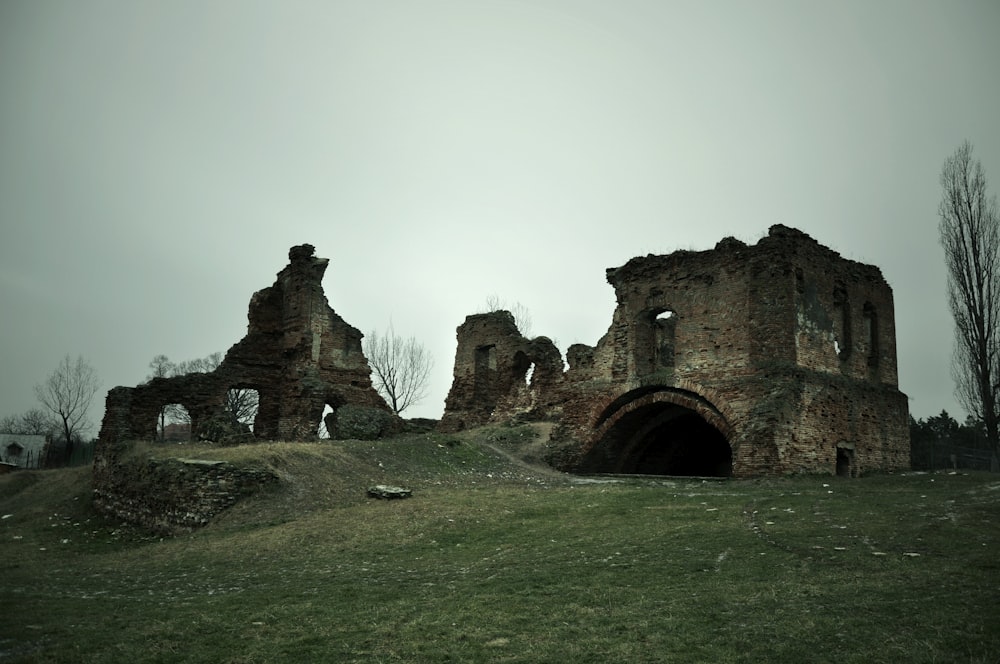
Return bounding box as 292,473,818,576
367,485,413,500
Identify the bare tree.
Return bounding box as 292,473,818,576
0,408,57,437
224,387,259,428
35,355,100,462
194,352,258,427
363,324,433,415
481,294,533,337
175,351,223,375
939,141,1000,466
148,354,175,381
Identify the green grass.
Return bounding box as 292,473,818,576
1,428,999,663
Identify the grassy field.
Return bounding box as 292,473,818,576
1,426,999,663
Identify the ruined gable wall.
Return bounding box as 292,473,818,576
219,245,384,440
553,237,767,450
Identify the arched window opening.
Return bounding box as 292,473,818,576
158,404,190,443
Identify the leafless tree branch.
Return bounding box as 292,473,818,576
34,355,100,461
363,324,433,415
480,294,533,338
939,141,1000,462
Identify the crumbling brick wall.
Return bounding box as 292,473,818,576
438,311,564,431
93,245,395,527
96,244,390,449
92,449,279,535
440,225,910,477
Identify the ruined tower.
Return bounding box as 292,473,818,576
440,226,910,477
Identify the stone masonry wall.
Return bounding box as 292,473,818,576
439,311,564,431
92,440,278,535
95,244,391,449
440,225,910,477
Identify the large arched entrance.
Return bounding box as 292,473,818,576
578,388,733,477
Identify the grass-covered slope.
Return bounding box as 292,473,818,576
1,425,999,663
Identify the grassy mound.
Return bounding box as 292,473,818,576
1,427,999,663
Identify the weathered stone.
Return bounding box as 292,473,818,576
326,404,397,441
367,485,413,499
439,225,910,478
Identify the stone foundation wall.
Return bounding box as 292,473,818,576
92,444,278,535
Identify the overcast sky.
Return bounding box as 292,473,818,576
1,1,998,436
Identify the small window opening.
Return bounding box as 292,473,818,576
525,362,535,385
863,303,879,368
5,442,24,458
833,286,851,361
655,310,677,369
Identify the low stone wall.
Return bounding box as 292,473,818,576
93,453,279,535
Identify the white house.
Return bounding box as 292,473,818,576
0,433,49,469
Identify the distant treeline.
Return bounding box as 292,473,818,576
911,411,997,472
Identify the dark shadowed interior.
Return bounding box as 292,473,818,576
580,402,732,477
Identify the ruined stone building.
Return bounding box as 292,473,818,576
96,244,391,449
440,225,910,477
93,244,396,529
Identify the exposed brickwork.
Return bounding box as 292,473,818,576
440,226,910,477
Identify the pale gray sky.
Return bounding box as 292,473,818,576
1,0,998,434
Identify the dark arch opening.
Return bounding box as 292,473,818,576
581,402,731,477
